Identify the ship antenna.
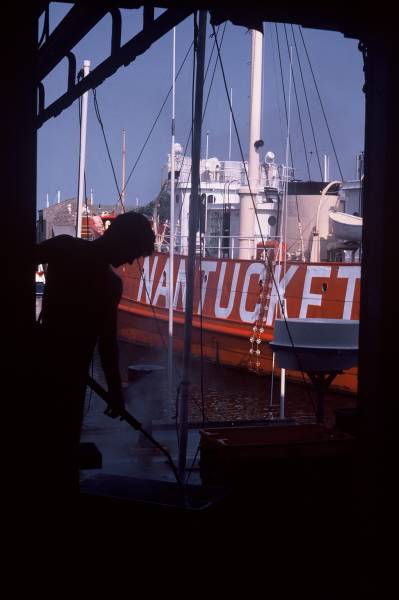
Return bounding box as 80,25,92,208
168,26,176,421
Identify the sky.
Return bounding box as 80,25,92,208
37,3,365,212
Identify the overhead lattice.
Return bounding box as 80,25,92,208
36,0,374,130
37,4,193,128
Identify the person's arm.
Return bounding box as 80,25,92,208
98,281,125,418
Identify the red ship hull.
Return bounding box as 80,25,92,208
117,253,360,393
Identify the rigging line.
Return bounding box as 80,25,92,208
275,25,295,174
170,26,228,418
275,22,298,230
213,29,279,262
112,28,225,427
93,40,195,213
268,23,286,152
261,25,265,136
198,198,206,427
92,89,124,213
175,16,222,223
91,32,225,415
213,26,280,279
174,24,226,235
281,44,293,284
178,12,208,468
275,23,306,231
203,23,227,118
212,25,317,415
275,25,302,246
213,31,284,294
135,257,179,368
298,26,344,181
173,22,227,236
284,24,311,181
180,16,225,480
123,40,195,197
185,273,205,483
192,13,197,146
134,257,183,396
274,18,302,257
133,22,223,238
291,25,323,180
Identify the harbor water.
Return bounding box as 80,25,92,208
92,338,356,428
37,294,356,428
37,295,356,485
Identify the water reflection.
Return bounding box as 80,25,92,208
36,285,355,428
116,341,356,427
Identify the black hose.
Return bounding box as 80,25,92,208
87,375,183,490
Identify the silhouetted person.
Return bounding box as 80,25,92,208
35,211,155,505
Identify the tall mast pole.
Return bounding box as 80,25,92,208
76,59,90,238
168,27,176,419
238,30,263,259
228,87,233,160
279,46,293,421
178,10,207,480
121,129,126,209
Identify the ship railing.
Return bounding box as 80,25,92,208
167,234,282,260
165,164,292,192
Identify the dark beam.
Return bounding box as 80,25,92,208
357,32,397,548
143,5,154,29
37,4,109,82
37,6,193,128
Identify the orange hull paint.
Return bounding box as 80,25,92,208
117,253,360,394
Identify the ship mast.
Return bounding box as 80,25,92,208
178,10,207,480
121,129,126,209
168,27,176,419
76,59,90,238
238,30,263,259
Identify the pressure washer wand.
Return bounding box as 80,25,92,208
87,375,182,488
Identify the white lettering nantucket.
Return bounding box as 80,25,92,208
215,262,241,319
239,263,266,323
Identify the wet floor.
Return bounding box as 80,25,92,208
36,296,357,486
80,338,356,488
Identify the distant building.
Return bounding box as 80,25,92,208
37,197,122,242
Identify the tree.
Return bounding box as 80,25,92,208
136,183,170,222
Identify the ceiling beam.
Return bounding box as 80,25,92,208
37,5,193,128
38,4,110,82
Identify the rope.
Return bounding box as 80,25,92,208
274,25,305,260
123,41,194,199
212,24,316,416
93,89,125,212
291,25,323,180
283,24,311,180
298,27,344,181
